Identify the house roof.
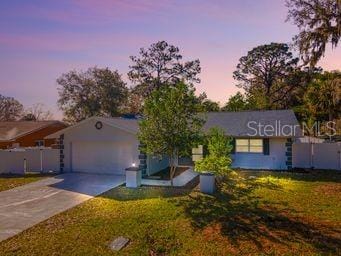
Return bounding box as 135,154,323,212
202,110,302,137
0,121,64,141
45,116,139,139
45,110,302,139
97,117,139,134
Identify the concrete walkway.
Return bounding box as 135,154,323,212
141,168,198,187
0,173,125,242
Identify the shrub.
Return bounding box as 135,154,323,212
195,127,233,176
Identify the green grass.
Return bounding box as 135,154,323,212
0,173,54,192
0,170,340,255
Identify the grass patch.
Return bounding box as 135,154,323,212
0,173,54,192
0,170,340,255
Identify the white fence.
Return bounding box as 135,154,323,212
0,148,59,175
293,142,341,170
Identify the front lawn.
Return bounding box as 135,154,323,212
0,170,340,255
0,173,54,192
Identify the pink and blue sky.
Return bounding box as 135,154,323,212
0,0,340,119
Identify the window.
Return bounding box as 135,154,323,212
236,139,263,153
35,140,44,147
192,145,203,162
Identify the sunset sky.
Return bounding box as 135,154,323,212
1,0,340,119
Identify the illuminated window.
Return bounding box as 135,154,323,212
192,145,203,161
236,139,263,153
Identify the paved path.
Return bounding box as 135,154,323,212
0,173,125,242
141,168,198,186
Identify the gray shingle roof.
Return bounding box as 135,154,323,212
97,117,139,134
110,110,301,137
0,121,63,141
202,110,301,137
45,110,302,139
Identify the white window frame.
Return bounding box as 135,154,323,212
192,145,203,162
236,138,263,153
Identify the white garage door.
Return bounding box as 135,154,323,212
72,141,133,175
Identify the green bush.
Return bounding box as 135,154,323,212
195,127,233,176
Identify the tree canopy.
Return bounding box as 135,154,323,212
128,41,201,97
233,43,299,109
0,94,23,121
196,93,220,112
304,71,341,121
21,103,53,121
221,92,252,111
57,67,128,123
138,82,205,184
286,0,341,66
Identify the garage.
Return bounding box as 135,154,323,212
46,116,140,175
71,141,135,175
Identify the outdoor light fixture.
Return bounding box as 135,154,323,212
132,163,136,167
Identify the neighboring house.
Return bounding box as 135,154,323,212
0,121,67,149
46,110,302,176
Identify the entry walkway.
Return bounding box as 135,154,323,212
141,168,198,187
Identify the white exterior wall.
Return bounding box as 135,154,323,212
62,119,139,174
293,142,341,170
232,138,287,170
292,143,312,168
0,148,59,174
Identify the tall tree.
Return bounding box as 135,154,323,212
121,90,144,115
128,41,201,97
286,0,341,66
200,99,220,112
57,67,128,123
304,71,341,121
233,43,299,109
0,94,23,121
22,103,53,121
138,82,205,185
195,92,220,112
221,92,251,111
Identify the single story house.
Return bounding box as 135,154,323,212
46,110,302,175
0,121,67,149
201,110,302,170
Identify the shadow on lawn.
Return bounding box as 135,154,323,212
239,169,341,183
176,177,341,254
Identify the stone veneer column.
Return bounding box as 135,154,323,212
59,134,64,173
285,138,293,170
138,144,147,176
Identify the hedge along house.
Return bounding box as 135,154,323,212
196,110,302,170
46,110,301,176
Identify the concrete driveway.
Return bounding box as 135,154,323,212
0,173,125,242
